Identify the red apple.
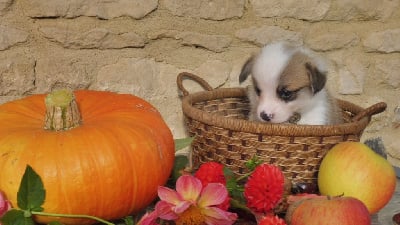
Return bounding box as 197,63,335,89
285,196,371,225
318,141,396,214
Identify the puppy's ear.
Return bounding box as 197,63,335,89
239,56,255,83
306,62,326,94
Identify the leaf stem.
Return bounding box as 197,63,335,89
31,211,115,225
235,171,252,182
230,198,252,214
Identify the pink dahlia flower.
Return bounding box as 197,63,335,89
156,175,237,225
0,191,12,225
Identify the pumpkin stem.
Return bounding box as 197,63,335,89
44,89,81,131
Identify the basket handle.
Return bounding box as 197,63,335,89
177,72,213,96
352,102,387,122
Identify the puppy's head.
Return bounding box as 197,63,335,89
239,42,327,123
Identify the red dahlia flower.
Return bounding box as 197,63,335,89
195,162,226,186
194,162,230,210
258,214,287,225
244,163,285,214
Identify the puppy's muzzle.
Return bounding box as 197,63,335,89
260,111,274,121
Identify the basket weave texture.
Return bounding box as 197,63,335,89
177,72,387,185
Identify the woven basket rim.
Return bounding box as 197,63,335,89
181,87,383,136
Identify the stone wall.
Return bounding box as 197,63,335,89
1,0,400,149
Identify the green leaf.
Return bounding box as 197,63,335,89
17,165,45,211
123,216,134,225
229,198,252,214
171,155,189,182
226,177,244,201
224,167,245,203
174,137,194,152
0,209,35,225
245,155,263,171
223,167,235,180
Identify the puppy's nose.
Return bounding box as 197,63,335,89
260,111,274,121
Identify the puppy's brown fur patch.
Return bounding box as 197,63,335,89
280,52,327,94
279,52,311,92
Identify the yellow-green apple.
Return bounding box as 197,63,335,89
318,141,397,214
285,196,371,225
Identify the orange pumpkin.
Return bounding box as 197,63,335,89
0,90,175,224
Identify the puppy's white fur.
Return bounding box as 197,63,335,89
239,42,342,125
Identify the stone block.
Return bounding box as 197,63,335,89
181,60,232,93
338,68,364,95
337,55,368,95
39,26,146,49
177,32,232,53
0,53,35,95
363,28,400,53
24,0,157,19
325,0,400,21
92,58,178,99
235,25,303,46
306,33,359,51
375,58,400,88
250,0,330,21
0,26,29,50
164,0,245,20
34,57,93,93
0,0,13,15
91,57,189,137
148,30,231,52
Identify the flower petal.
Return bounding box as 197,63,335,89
175,175,202,202
0,192,11,216
244,163,285,213
198,183,228,207
204,217,236,225
258,214,287,225
173,200,192,214
158,186,183,205
201,206,238,225
0,192,6,206
155,201,178,220
137,211,159,225
195,162,226,187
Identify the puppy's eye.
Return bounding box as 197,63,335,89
255,85,261,96
278,88,295,101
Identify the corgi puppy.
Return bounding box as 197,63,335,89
239,41,342,125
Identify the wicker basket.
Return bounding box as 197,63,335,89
177,72,387,186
